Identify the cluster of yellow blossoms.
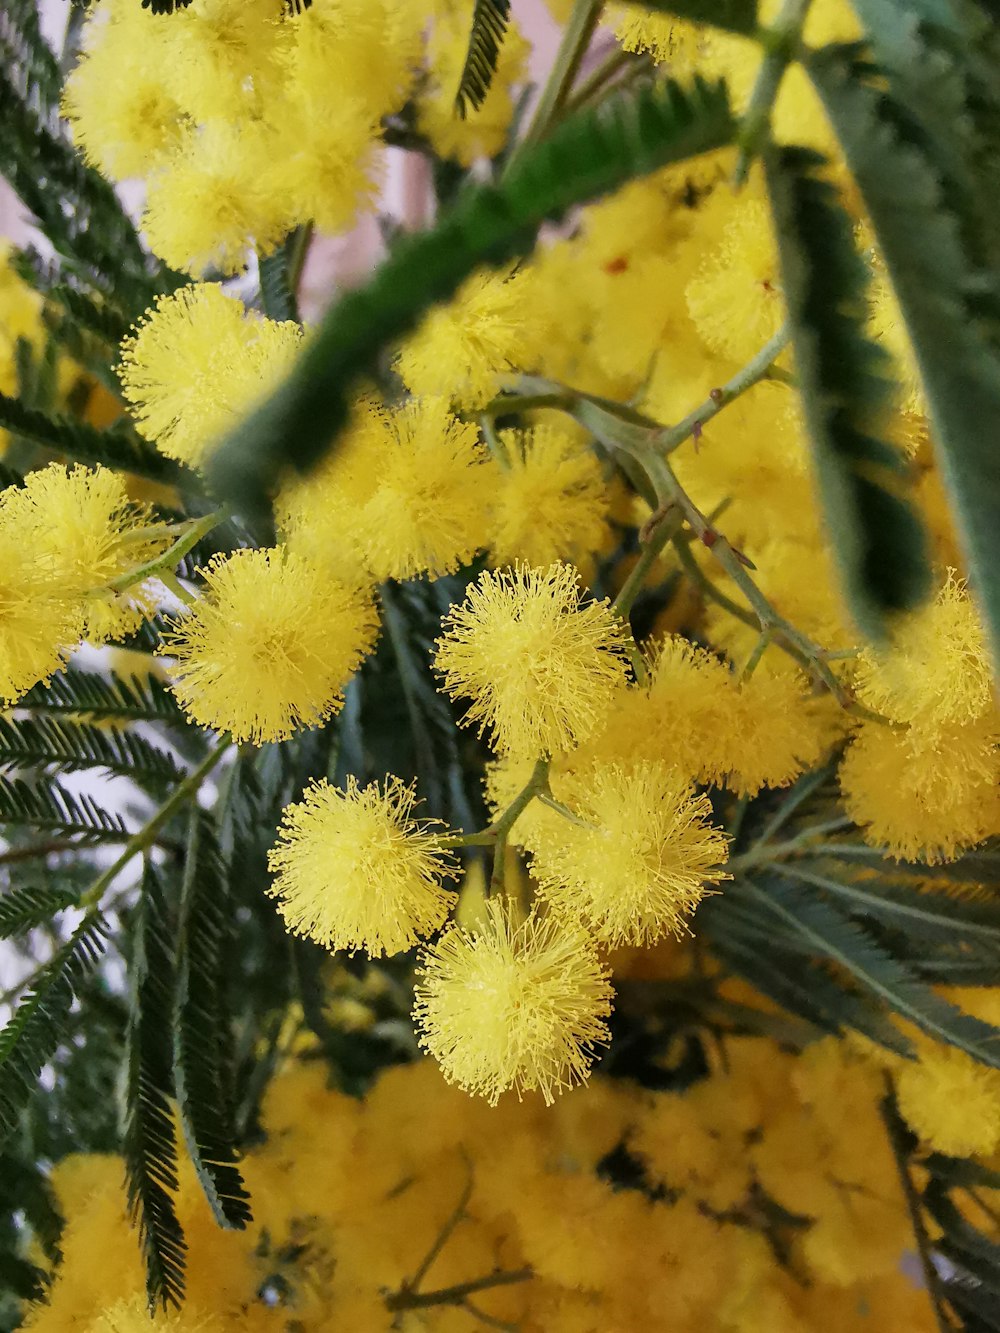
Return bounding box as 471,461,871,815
26,1036,966,1332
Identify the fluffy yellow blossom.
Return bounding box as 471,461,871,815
119,283,302,469
160,0,283,122
530,761,730,945
62,3,186,179
711,664,830,797
279,395,488,582
434,563,631,756
396,267,543,409
1,464,168,643
487,423,609,568
163,547,377,743
609,7,703,67
854,574,994,733
142,123,287,276
896,1044,1000,1157
0,521,82,706
839,719,1000,863
413,896,613,1104
267,776,458,956
686,192,784,362
88,1297,225,1332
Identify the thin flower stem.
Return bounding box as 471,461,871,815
385,1267,534,1313
610,505,683,622
286,220,314,317
488,758,551,841
727,816,855,873
405,1170,475,1295
562,47,646,115
536,792,593,829
740,629,773,681
879,1077,955,1333
655,326,790,454
102,506,230,596
734,0,814,183
480,391,573,417
79,737,232,911
504,0,603,175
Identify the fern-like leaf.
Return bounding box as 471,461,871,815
0,776,129,842
0,390,195,488
208,75,735,517
808,43,1000,666
0,714,182,787
0,887,78,939
173,811,252,1230
123,863,187,1311
745,876,1000,1066
20,666,189,727
763,143,930,638
0,913,108,1140
455,0,510,116
0,0,63,121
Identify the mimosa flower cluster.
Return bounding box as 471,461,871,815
24,1034,975,1331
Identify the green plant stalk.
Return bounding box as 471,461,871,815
504,0,604,173
734,0,813,182
100,506,230,596
79,738,232,912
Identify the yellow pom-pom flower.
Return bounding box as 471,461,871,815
609,8,703,66
88,1296,225,1332
162,547,378,744
119,283,302,469
413,896,614,1105
434,563,631,757
0,521,82,706
267,776,458,957
839,719,1000,863
711,664,829,798
529,761,730,945
487,423,610,569
1,464,169,643
896,1044,1000,1158
686,192,783,362
854,574,994,734
396,267,543,409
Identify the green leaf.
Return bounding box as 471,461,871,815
208,75,735,518
0,0,64,120
257,236,299,324
807,43,1000,667
0,913,108,1141
123,863,187,1311
745,876,1000,1066
455,0,511,116
173,811,252,1230
0,390,196,488
0,714,183,787
0,887,78,939
763,143,930,638
20,666,189,728
0,776,129,842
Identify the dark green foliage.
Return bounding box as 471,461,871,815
124,864,187,1311
0,714,182,788
0,887,79,939
257,234,300,324
208,75,735,518
0,389,196,488
173,811,252,1230
20,666,190,728
455,0,511,116
808,42,1000,667
0,776,129,842
0,913,109,1142
763,144,930,638
0,0,64,121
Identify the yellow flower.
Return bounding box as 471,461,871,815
854,573,994,734
118,283,302,470
529,761,730,945
686,191,784,363
0,519,82,706
162,547,377,744
896,1044,1000,1158
413,896,614,1105
710,664,829,798
1,464,168,643
487,423,610,569
839,719,1000,863
267,776,458,957
609,7,703,66
87,1296,225,1331
434,563,631,757
395,267,543,409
